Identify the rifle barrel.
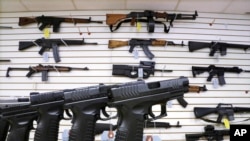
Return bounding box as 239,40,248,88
154,69,173,72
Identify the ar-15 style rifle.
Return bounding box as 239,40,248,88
19,38,98,62
6,64,89,81
192,65,250,85
106,10,198,33
188,41,250,56
109,38,185,59
194,103,250,123
112,61,173,78
185,125,229,141
19,15,102,32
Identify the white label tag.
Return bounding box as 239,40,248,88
138,68,143,78
143,135,162,141
133,49,139,59
43,52,49,62
62,129,69,141
101,131,116,141
212,78,219,88
167,101,172,108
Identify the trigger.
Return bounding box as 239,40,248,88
101,107,110,118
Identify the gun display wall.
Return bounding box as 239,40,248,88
0,9,249,141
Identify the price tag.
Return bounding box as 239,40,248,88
212,78,219,89
138,68,143,78
62,129,69,141
101,131,115,141
133,49,139,59
136,22,142,32
167,101,172,108
43,28,50,38
223,118,230,129
143,135,161,141
43,52,49,62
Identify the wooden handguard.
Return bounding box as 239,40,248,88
152,40,166,46
106,14,127,25
155,12,168,19
108,40,129,48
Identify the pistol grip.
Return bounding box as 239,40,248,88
69,112,97,141
6,125,31,141
0,120,9,141
34,107,63,141
142,45,154,59
115,111,144,141
52,43,61,63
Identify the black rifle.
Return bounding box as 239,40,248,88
112,61,173,78
106,10,198,33
194,103,250,123
107,76,189,141
109,38,185,59
19,38,98,62
192,65,250,85
6,64,89,81
19,15,102,32
188,41,250,56
185,125,229,141
0,103,37,141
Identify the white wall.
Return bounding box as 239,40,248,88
0,10,250,141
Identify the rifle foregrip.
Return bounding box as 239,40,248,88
7,125,30,141
194,107,217,118
152,40,166,46
34,112,61,141
108,40,129,48
69,113,96,141
115,112,144,141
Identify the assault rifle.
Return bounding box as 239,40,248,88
112,61,173,78
109,38,185,59
19,38,98,62
192,65,250,85
194,103,250,123
6,64,89,81
106,10,198,33
185,125,229,141
107,77,190,141
19,15,102,32
188,41,250,56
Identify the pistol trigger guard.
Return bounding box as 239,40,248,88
101,107,110,118
63,109,73,120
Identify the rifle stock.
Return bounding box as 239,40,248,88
19,17,37,26
185,133,203,141
108,40,129,48
188,41,211,52
19,41,37,50
194,107,218,118
106,14,127,25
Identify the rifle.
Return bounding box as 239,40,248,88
19,38,98,62
106,10,198,33
192,65,250,85
185,125,229,141
109,38,185,59
19,15,103,32
194,103,250,123
107,76,190,141
6,64,89,81
188,41,250,56
112,61,173,78
0,103,37,141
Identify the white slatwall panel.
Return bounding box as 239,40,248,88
0,10,250,141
